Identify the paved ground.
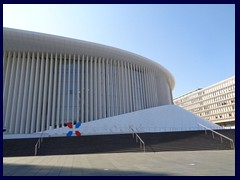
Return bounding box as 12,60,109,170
3,150,235,176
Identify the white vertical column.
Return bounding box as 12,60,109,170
85,56,89,122
102,59,106,118
141,67,146,109
150,70,155,107
3,51,7,90
124,62,129,113
134,64,138,110
127,63,132,112
46,53,54,130
93,57,98,120
143,67,149,108
98,57,102,119
3,51,12,126
56,54,62,128
67,54,71,123
20,52,31,133
109,59,114,116
106,59,110,117
31,52,41,133
72,55,76,123
81,55,85,122
117,60,122,114
129,64,133,111
158,74,162,105
89,56,93,121
146,68,150,107
147,69,153,107
139,66,146,109
9,52,22,133
138,66,142,109
155,73,159,105
41,53,50,132
25,52,36,133
152,71,157,106
134,64,139,110
115,61,119,114
157,73,161,105
36,53,45,132
149,71,153,107
135,65,140,110
121,61,126,113
77,55,80,123
113,61,118,115
131,64,136,111
62,54,67,125
137,66,143,109
52,53,58,129
112,61,116,115
145,68,149,108
15,52,26,133
5,52,17,133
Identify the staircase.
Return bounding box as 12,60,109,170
3,134,141,157
139,129,235,152
37,134,141,156
3,138,38,157
3,129,234,157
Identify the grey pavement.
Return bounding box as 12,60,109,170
3,150,235,176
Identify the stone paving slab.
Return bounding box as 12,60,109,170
3,150,235,176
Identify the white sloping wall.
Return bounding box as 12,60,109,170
3,105,222,139
45,105,222,136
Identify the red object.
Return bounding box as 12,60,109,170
75,131,81,136
66,122,73,129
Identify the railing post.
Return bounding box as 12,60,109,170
35,144,37,156
232,141,235,149
220,136,223,143
212,132,214,139
205,130,207,135
131,129,146,153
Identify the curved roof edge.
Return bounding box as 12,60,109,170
3,27,175,90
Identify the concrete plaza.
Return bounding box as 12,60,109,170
3,150,235,176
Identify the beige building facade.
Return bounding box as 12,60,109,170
174,76,235,128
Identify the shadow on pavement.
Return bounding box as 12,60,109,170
3,163,173,176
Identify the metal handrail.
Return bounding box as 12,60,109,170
130,128,145,152
198,123,235,149
34,131,44,156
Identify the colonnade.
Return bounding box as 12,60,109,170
3,51,172,134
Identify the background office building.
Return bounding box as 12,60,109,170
174,76,235,128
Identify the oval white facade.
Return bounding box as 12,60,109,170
3,28,175,134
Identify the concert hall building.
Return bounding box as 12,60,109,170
3,28,220,138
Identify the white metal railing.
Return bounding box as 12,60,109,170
34,131,44,156
130,128,145,152
198,123,235,149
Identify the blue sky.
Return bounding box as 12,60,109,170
3,4,235,98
